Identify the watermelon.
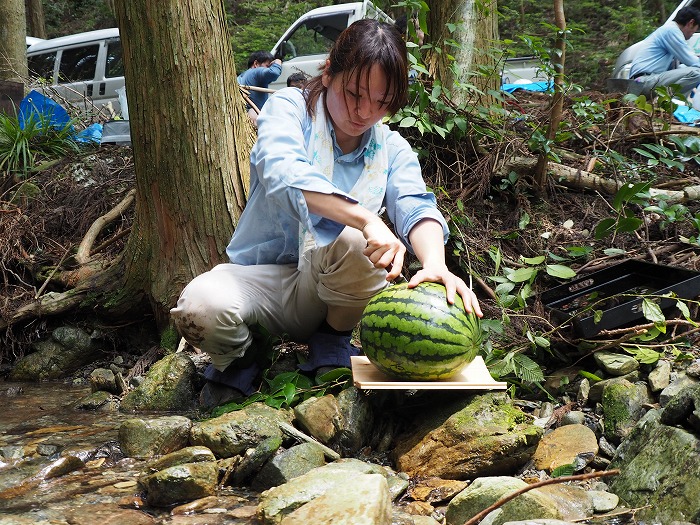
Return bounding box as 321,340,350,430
359,282,484,381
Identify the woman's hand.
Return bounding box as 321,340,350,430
407,218,483,317
407,266,483,317
361,219,406,282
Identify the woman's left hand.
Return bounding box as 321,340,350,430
407,266,483,317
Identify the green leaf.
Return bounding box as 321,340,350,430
519,212,531,229
676,300,698,326
616,217,643,233
522,255,546,265
507,267,538,283
594,218,616,239
603,248,627,256
642,298,665,324
552,464,576,477
399,116,417,127
578,370,603,382
545,264,577,279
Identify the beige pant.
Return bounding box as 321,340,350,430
170,227,387,370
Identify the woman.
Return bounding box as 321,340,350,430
171,19,482,407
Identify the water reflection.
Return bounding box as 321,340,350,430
0,381,257,525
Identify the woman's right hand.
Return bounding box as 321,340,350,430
361,219,406,282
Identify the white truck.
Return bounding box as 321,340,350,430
268,1,544,90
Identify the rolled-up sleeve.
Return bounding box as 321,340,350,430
383,130,448,253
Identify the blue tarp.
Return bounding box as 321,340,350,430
673,104,700,126
18,90,102,143
501,81,553,93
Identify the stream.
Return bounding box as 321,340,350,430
0,380,259,525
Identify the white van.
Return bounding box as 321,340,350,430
26,28,125,116
611,0,700,79
268,2,392,91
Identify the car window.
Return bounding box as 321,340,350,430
105,39,124,78
283,13,349,59
58,44,99,82
28,52,56,81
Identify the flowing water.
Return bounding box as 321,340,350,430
0,381,259,525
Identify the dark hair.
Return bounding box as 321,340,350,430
247,51,274,68
287,72,308,87
304,19,409,117
674,6,700,26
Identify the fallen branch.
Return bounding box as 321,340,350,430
503,156,700,203
462,469,620,525
75,189,136,265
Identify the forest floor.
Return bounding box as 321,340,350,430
1,88,700,381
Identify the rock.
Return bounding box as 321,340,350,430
648,359,671,392
252,442,327,490
118,416,192,458
189,402,293,458
258,461,394,524
277,473,391,525
394,509,442,525
686,359,700,378
535,484,593,520
531,424,598,472
232,435,283,485
559,411,585,426
608,409,700,522
588,371,640,402
393,393,542,479
139,461,218,507
601,379,652,442
407,477,469,503
120,353,197,412
294,395,340,445
73,390,118,411
659,372,700,407
576,378,590,406
587,490,619,512
660,383,700,432
146,446,216,472
90,368,118,394
9,326,104,381
593,351,639,376
38,455,85,479
293,387,375,456
444,477,563,525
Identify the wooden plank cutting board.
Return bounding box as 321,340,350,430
351,355,508,390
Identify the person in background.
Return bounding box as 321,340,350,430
629,6,700,97
171,19,482,408
287,72,308,89
237,51,282,126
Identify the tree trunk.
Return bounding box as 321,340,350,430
426,0,499,108
533,0,566,190
25,0,47,39
112,0,254,327
0,0,27,82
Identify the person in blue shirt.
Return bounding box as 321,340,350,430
629,6,700,96
171,19,482,408
237,51,282,126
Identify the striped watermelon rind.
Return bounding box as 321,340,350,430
359,282,484,380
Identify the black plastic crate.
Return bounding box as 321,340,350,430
541,260,700,337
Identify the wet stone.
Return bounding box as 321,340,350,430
119,415,192,458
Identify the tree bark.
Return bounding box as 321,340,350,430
112,0,254,326
426,0,500,108
25,0,47,39
0,0,28,82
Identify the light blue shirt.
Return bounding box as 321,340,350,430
237,62,282,109
630,21,700,77
226,87,448,266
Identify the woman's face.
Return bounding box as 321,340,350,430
322,63,393,152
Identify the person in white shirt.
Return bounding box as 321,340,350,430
629,6,700,96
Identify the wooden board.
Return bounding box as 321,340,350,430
351,355,507,390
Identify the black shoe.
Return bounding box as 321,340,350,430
297,331,360,374
199,382,245,409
